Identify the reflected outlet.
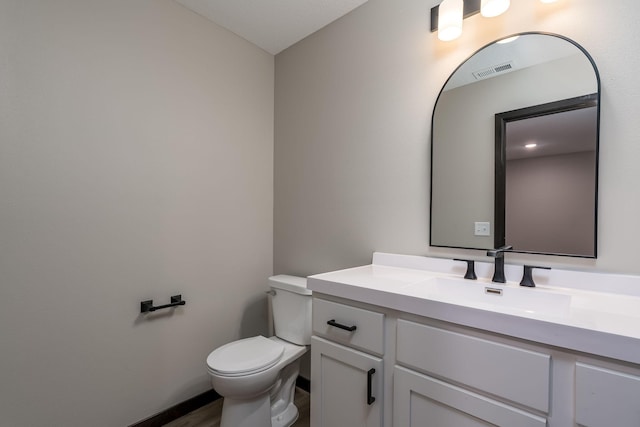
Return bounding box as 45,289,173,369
474,222,491,236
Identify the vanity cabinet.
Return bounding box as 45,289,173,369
310,293,640,427
310,298,385,427
307,254,640,426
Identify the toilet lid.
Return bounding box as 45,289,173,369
207,336,284,376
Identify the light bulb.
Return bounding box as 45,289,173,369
481,0,510,17
438,0,463,41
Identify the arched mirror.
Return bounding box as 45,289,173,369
430,33,600,257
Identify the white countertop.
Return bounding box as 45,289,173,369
308,253,640,364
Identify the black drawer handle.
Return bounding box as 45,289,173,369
327,319,357,332
367,368,376,405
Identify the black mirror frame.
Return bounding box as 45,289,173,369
429,32,601,256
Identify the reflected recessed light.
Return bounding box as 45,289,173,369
525,143,537,149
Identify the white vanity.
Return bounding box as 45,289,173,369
308,253,640,427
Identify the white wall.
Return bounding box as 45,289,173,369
0,1,273,425
274,0,640,277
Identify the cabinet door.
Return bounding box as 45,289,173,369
397,319,550,413
576,363,640,427
393,366,546,427
311,336,382,427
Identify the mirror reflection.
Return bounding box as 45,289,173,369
496,94,598,256
430,33,600,257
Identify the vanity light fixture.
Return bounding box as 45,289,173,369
481,0,510,18
430,0,559,41
525,143,538,149
437,0,464,41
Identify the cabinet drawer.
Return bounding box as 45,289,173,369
576,363,640,427
313,298,385,356
396,319,550,413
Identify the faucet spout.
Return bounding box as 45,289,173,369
487,245,512,283
487,245,513,258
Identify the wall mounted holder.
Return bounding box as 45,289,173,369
141,295,186,313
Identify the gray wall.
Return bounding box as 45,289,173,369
274,0,640,276
506,151,596,255
0,1,273,425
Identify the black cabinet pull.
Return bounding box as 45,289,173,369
367,368,376,405
327,319,357,332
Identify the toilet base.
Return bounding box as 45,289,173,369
220,394,271,427
272,401,299,427
270,357,301,427
219,395,300,427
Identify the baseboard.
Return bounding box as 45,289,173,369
129,389,220,427
130,375,310,427
296,375,311,393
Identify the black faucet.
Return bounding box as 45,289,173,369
454,259,477,280
486,245,513,283
520,265,551,287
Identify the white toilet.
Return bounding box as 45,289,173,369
206,275,312,427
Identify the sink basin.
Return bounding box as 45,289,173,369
308,254,640,365
402,276,572,317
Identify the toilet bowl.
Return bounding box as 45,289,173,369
206,275,312,427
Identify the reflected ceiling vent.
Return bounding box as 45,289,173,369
472,61,514,80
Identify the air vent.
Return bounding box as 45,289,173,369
472,62,514,80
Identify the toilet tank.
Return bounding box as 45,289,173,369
269,275,312,345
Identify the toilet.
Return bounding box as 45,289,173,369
206,275,312,427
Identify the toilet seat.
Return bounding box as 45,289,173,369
207,336,284,377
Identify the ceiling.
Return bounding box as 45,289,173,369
506,106,598,160
444,34,581,91
174,0,369,55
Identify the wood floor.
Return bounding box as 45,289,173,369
163,387,310,427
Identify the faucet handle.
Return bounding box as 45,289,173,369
520,265,551,288
454,259,477,280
